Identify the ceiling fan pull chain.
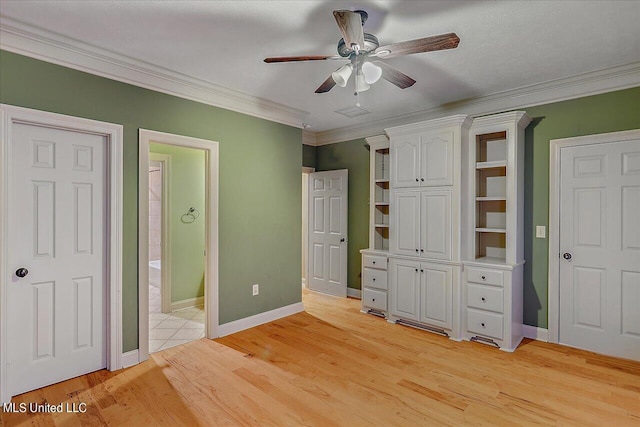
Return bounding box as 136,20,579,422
355,54,361,107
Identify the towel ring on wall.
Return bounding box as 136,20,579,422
181,207,200,223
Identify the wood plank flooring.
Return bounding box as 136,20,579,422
2,289,639,426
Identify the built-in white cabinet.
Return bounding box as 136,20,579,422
360,112,529,353
462,111,530,352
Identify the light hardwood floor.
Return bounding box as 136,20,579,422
2,289,639,426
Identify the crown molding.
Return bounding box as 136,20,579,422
0,17,309,129
309,62,640,146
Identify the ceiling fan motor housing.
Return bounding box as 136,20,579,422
337,33,380,57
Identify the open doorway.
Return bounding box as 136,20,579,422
139,129,219,363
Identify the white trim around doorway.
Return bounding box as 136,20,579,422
547,128,640,344
0,104,123,403
149,153,172,314
138,129,219,363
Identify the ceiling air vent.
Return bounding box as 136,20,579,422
335,105,370,118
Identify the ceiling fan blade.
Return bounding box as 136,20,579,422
264,55,341,63
374,33,460,59
315,75,337,93
373,61,416,89
333,10,365,50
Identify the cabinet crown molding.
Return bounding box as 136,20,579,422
365,135,390,149
470,111,532,130
385,114,472,138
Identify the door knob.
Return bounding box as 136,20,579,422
15,268,29,278
340,238,346,243
562,252,572,261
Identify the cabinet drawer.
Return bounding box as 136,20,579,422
363,255,387,270
363,288,387,311
467,267,503,287
363,268,388,290
467,309,503,340
467,283,504,313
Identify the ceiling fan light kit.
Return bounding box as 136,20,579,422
264,9,460,95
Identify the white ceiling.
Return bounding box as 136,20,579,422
1,1,639,143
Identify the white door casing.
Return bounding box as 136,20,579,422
0,104,123,403
549,129,640,361
308,169,348,297
149,153,172,314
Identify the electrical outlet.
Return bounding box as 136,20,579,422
536,226,546,238
252,284,259,296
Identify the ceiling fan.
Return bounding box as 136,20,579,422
264,10,460,94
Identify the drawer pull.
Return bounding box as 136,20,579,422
481,322,486,328
372,298,376,302
372,278,376,281
481,297,486,302
481,276,486,280
372,261,376,264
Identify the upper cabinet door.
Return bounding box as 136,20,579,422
420,131,454,186
391,135,420,188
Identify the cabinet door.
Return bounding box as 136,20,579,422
391,191,420,257
391,135,420,188
419,263,452,329
420,131,453,186
420,190,451,260
390,259,420,320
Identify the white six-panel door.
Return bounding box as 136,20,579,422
308,170,348,297
8,123,107,396
559,137,640,361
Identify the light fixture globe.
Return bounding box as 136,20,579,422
331,64,353,87
355,71,370,92
362,61,382,84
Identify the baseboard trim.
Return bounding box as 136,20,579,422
523,325,549,342
170,296,204,312
347,288,362,299
121,350,139,368
218,302,304,337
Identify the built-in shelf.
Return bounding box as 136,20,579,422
375,224,390,228
476,227,507,233
476,197,506,201
375,179,389,183
471,256,508,266
375,202,390,206
476,160,507,169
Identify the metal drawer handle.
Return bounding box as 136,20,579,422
372,298,376,302
481,322,486,328
372,261,376,264
372,278,376,281
481,275,486,280
481,297,486,302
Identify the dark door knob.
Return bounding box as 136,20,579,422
340,238,345,242
562,252,572,261
15,268,29,278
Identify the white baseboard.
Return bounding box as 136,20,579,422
347,288,362,299
121,350,140,368
218,302,304,337
170,296,204,312
523,325,549,342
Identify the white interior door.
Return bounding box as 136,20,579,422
7,123,107,396
308,170,348,297
559,137,640,361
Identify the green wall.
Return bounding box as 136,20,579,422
149,143,205,302
302,144,317,169
315,87,640,327
523,87,640,327
0,50,303,352
316,138,370,291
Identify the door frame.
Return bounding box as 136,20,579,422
301,166,315,288
138,129,219,362
149,153,172,314
0,104,123,403
548,129,640,344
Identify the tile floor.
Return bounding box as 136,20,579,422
149,283,205,353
